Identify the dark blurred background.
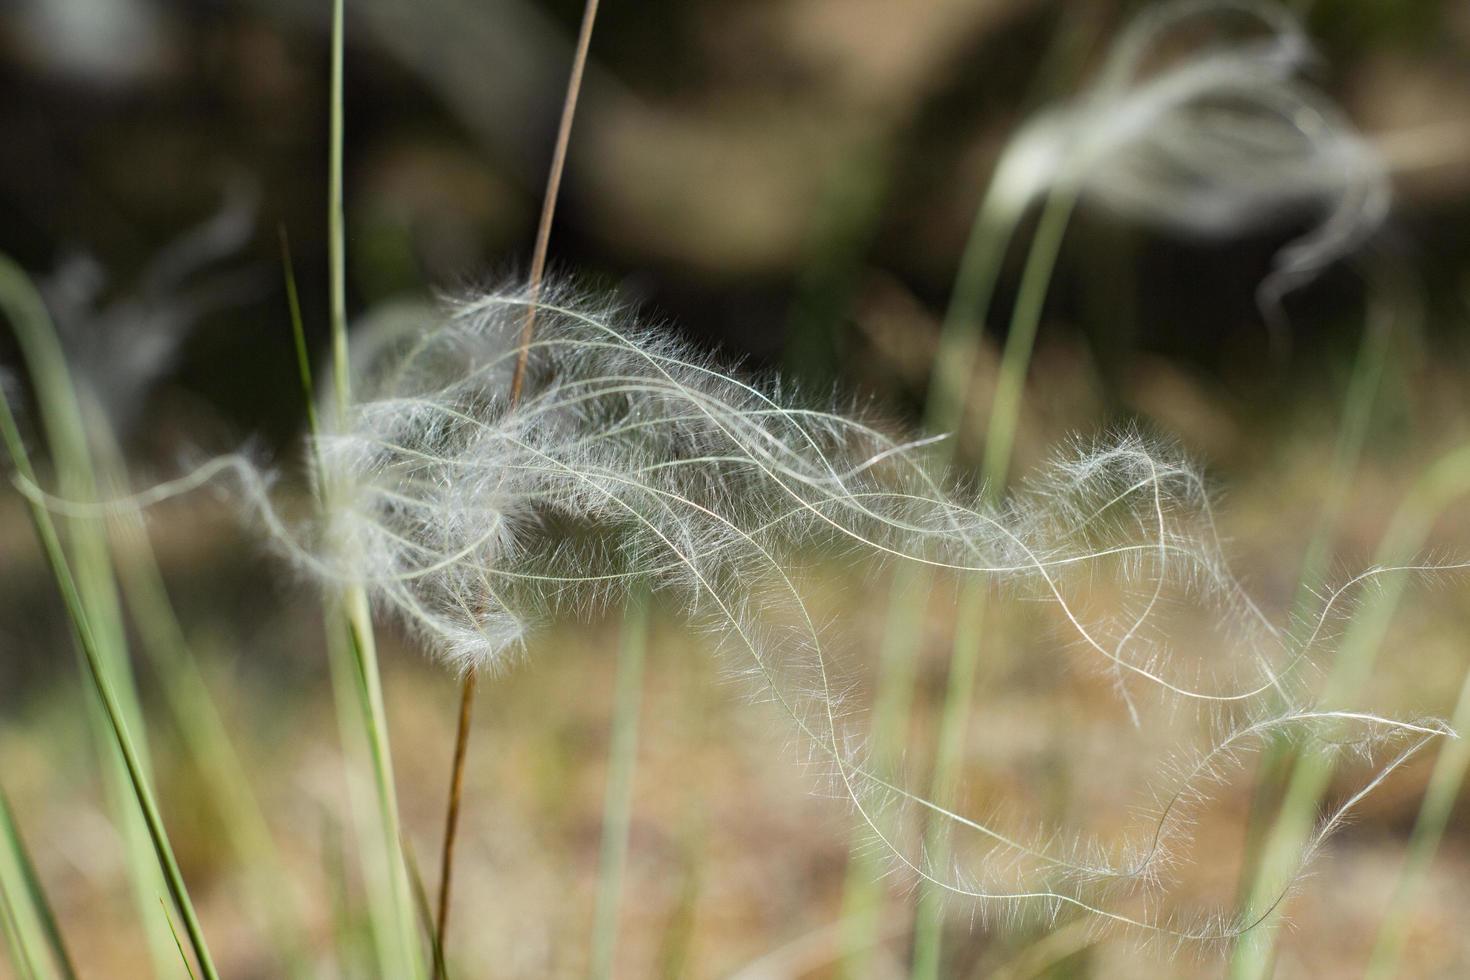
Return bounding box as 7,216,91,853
2,0,1468,452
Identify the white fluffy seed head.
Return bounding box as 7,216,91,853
993,0,1388,304
263,281,1449,942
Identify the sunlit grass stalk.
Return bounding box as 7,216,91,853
72,237,318,971
840,129,1080,968
160,899,200,980
98,434,313,977
839,168,1028,975
1228,442,1470,979
1365,662,1470,979
910,184,1082,980
0,256,203,976
0,264,220,980
319,2,424,974
590,591,651,980
0,880,38,980
435,0,602,967
0,787,74,980
909,587,988,979
1232,274,1400,906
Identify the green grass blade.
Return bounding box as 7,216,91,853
1228,443,1470,979
0,255,213,977
0,890,40,980
1365,665,1470,979
280,227,324,457
1231,275,1403,919
0,787,71,980
317,2,424,974
0,278,220,979
590,593,650,980
160,899,200,980
94,424,314,977
0,253,181,974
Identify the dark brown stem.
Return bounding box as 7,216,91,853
433,668,477,975
433,1,601,973
511,0,601,406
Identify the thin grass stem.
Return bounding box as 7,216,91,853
590,592,650,980
1228,443,1470,978
435,1,601,968
0,787,74,980
0,257,217,978
1365,664,1470,979
320,3,424,974
1232,271,1401,913
0,287,219,980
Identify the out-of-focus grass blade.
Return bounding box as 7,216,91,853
1365,665,1470,979
1233,273,1404,912
0,257,220,979
590,592,650,980
1229,443,1470,979
0,787,73,980
95,421,314,977
316,1,424,974
0,253,181,974
404,838,448,979
160,899,200,980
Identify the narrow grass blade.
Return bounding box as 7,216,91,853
1365,665,1470,979
0,787,73,980
0,264,220,979
910,582,989,980
280,227,324,482
1232,271,1403,914
160,898,201,980
318,2,425,974
404,838,448,980
904,183,1082,979
590,592,650,980
0,256,218,977
1229,443,1470,979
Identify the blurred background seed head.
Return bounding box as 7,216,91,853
2,0,1468,449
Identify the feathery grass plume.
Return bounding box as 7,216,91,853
17,283,1453,941
143,282,1438,941
991,0,1387,324
908,5,1391,966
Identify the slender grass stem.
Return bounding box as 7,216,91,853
1232,275,1400,914
590,593,650,980
433,666,476,974
908,183,1080,979
0,327,219,980
0,787,75,980
909,583,988,979
160,899,201,980
328,0,350,424
0,884,39,980
1365,664,1470,979
0,257,215,977
320,3,425,974
96,426,313,978
434,1,601,969
840,168,1028,977
280,228,323,473
1228,443,1470,979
